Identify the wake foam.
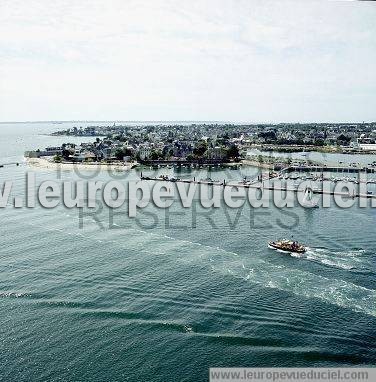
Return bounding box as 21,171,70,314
304,247,369,271
14,209,376,318
269,245,368,271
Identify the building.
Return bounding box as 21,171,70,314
138,145,151,160
352,138,376,151
71,149,96,162
206,146,227,160
24,146,63,158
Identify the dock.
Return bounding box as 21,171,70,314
0,162,21,168
140,174,376,200
284,165,376,174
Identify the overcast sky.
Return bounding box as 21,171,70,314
0,0,375,122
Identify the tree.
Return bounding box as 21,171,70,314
115,148,124,160
53,154,62,163
193,141,208,157
259,130,276,143
115,147,134,160
150,150,163,160
314,139,325,146
62,148,72,159
227,144,239,159
336,134,351,146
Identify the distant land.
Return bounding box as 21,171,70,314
1,120,375,124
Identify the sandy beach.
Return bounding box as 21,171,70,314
26,157,135,172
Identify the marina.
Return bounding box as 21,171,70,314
140,167,376,200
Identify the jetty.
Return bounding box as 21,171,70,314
284,165,376,174
140,172,376,200
0,162,21,168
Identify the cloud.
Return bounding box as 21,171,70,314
0,0,375,121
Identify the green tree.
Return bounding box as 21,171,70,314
53,154,62,163
227,144,239,159
336,134,351,145
314,139,325,146
193,141,208,157
150,150,163,160
115,148,125,160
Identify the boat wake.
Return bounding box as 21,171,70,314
13,208,375,318
268,243,368,271
304,247,369,271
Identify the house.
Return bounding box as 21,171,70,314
138,145,151,160
70,149,97,162
353,138,376,151
25,146,64,158
206,146,227,160
100,147,117,159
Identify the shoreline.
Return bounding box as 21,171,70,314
240,159,274,169
247,144,376,155
26,157,135,171
25,157,247,171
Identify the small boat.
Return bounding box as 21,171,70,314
268,239,306,254
301,188,319,208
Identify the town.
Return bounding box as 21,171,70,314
25,122,376,166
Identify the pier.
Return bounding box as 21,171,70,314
284,165,376,174
0,162,21,168
140,174,376,200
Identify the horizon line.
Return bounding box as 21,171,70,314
0,120,375,125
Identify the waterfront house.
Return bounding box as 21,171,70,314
138,145,152,160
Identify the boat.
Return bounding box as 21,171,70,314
268,239,306,253
301,188,319,208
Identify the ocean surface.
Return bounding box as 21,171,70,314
0,122,375,382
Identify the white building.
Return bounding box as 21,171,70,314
352,138,376,151
138,145,151,160
206,146,227,160
71,149,96,162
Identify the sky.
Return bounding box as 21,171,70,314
0,0,375,123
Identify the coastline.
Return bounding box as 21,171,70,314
26,157,135,171
25,157,251,171
247,144,376,155
240,159,274,169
